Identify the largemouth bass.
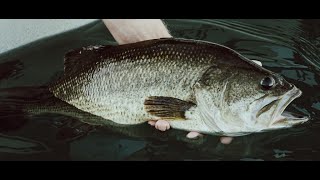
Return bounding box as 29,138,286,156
44,38,308,136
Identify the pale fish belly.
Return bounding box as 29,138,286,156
69,86,195,125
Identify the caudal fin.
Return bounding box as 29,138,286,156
0,86,50,132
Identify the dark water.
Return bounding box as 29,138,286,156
0,19,319,161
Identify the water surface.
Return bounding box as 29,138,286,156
0,19,319,160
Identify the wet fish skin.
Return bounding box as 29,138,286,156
48,38,307,136
49,38,222,124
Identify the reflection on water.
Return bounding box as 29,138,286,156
0,19,319,160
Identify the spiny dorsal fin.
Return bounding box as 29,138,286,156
144,96,196,120
63,45,114,76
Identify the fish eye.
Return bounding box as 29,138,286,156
260,76,275,90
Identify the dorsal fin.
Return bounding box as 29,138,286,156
63,44,114,76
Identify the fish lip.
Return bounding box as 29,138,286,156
256,98,278,118
270,86,308,125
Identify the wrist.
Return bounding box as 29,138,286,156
103,19,172,44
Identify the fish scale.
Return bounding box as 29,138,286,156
49,39,216,126
47,38,308,135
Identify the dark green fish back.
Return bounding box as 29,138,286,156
50,38,266,91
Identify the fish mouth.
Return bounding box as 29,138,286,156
258,86,309,127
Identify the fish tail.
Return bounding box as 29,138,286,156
0,86,50,132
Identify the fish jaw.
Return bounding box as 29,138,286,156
256,85,310,130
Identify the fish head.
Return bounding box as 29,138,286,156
193,52,308,136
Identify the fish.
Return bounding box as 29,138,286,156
44,38,308,136
0,38,309,137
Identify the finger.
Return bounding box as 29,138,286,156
148,120,156,126
220,137,233,144
155,120,170,131
186,131,203,139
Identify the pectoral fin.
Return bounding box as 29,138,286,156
144,96,196,120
